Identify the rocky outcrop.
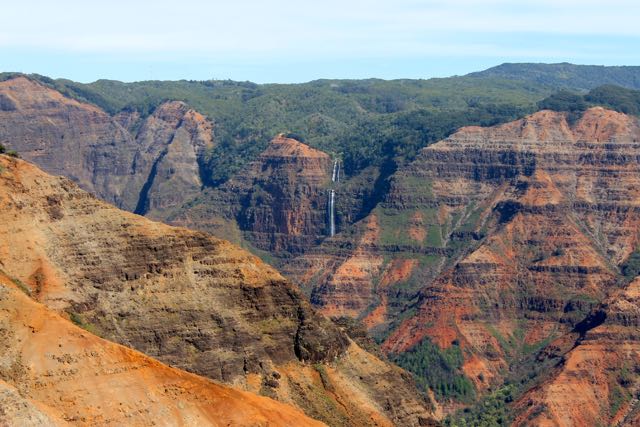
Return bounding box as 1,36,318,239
285,108,640,407
176,134,335,255
385,108,640,396
512,277,640,426
0,270,325,427
0,77,212,218
0,155,437,426
128,101,212,218
0,77,137,207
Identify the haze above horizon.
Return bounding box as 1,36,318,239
2,0,640,83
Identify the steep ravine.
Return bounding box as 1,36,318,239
0,154,438,426
0,76,213,220
284,107,640,419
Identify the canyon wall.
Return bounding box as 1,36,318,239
175,134,338,255
0,77,212,218
285,108,640,410
0,270,324,427
0,154,437,426
513,277,640,426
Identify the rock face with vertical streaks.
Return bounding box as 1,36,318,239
0,77,213,218
285,108,640,412
0,154,438,426
0,76,137,207
175,134,335,255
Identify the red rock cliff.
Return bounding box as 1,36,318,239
176,134,336,255
0,77,213,218
0,154,437,426
285,108,640,408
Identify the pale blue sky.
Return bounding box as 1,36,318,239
2,0,639,83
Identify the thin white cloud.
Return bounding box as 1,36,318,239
1,0,638,57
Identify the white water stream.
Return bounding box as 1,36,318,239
328,159,339,236
328,189,335,236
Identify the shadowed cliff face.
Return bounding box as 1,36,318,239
284,108,640,407
128,101,213,218
174,134,336,255
0,77,212,217
0,155,437,427
0,271,326,427
0,77,340,258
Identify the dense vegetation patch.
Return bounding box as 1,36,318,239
340,103,532,176
538,85,640,122
621,249,640,281
586,84,640,115
445,385,515,427
471,62,640,92
390,338,476,402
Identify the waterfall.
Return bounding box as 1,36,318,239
328,158,340,236
328,189,335,236
331,159,338,182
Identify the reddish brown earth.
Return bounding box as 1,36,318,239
363,259,419,329
380,108,640,384
284,108,640,416
0,154,437,426
0,77,136,206
512,277,640,426
175,134,335,255
0,271,325,426
0,77,212,217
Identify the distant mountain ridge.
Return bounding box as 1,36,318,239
469,62,640,91
4,62,640,188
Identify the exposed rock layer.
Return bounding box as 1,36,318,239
175,134,336,255
0,270,325,427
0,155,437,426
0,77,212,217
285,108,640,409
513,278,640,426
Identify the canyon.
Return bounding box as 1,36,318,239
3,71,640,425
0,154,436,426
287,107,640,424
0,76,212,218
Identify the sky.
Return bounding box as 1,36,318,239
1,0,640,83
